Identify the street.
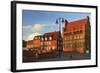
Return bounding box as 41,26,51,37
23,51,91,63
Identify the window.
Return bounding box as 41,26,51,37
80,30,83,33
41,37,44,41
70,44,72,48
52,46,55,50
48,47,50,50
64,37,66,40
70,36,72,40
48,41,51,45
41,42,43,45
45,37,47,40
38,37,40,39
49,36,52,40
80,35,84,39
46,42,48,45
67,37,69,40
74,35,76,39
75,35,79,39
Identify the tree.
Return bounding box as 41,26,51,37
23,40,27,48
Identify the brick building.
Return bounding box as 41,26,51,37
26,16,91,54
63,16,91,54
26,31,59,52
26,40,33,49
40,31,59,52
26,35,41,49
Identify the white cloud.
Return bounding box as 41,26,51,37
23,24,47,41
22,25,31,29
23,24,47,33
26,33,41,41
31,24,47,32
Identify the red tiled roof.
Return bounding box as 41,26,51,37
27,40,33,44
44,31,59,40
33,35,42,40
64,17,88,31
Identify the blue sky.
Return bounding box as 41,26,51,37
22,10,90,41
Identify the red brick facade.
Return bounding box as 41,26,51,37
26,31,59,52
26,16,91,54
63,16,91,53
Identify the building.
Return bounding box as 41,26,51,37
26,16,91,54
63,16,91,54
23,40,27,48
32,36,41,49
40,31,59,52
26,40,33,49
26,35,41,49
26,31,59,52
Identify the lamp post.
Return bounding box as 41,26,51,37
56,17,64,57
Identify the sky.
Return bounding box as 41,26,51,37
22,10,90,41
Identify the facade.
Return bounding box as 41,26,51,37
32,36,41,49
41,31,59,52
26,40,33,49
26,16,91,54
26,36,41,49
26,31,59,52
63,16,91,54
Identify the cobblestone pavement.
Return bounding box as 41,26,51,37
23,51,91,63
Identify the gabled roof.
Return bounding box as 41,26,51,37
33,35,42,40
27,40,33,44
44,31,59,40
64,17,89,31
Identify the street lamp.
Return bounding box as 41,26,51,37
56,17,65,57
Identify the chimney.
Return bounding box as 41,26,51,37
87,16,90,24
64,19,68,27
87,16,89,21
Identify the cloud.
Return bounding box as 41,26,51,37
23,24,47,41
23,25,31,29
31,24,47,33
26,33,41,41
23,24,47,33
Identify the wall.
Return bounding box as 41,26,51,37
0,0,99,73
